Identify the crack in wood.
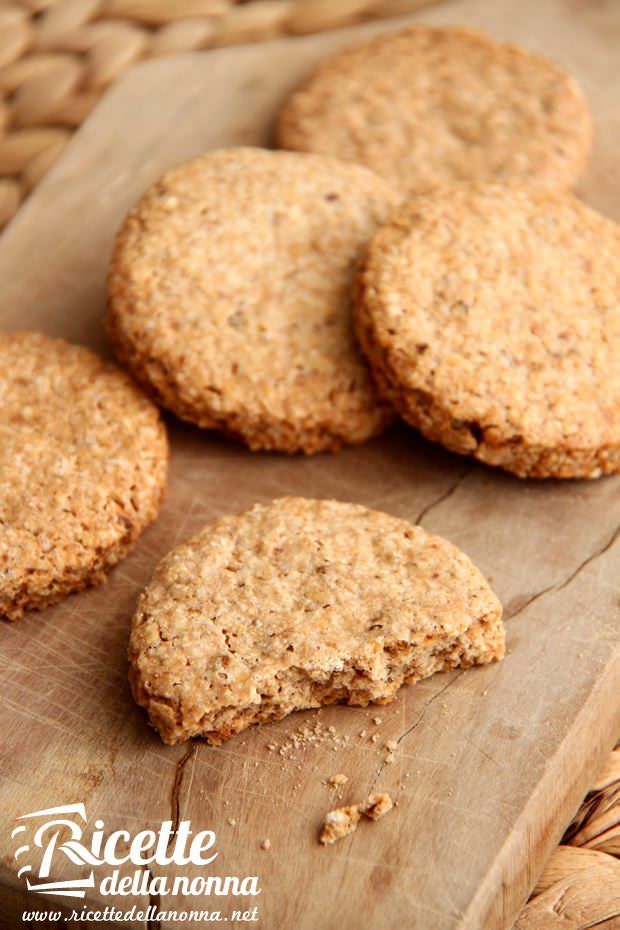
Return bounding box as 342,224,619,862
146,865,161,930
329,675,465,908
414,465,472,525
169,743,199,842
366,672,465,799
333,675,468,917
507,523,620,621
138,745,199,929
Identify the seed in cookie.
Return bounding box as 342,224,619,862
277,26,591,195
0,330,168,621
128,497,504,745
356,185,620,479
107,148,396,454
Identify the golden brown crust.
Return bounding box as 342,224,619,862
277,25,592,195
107,147,396,454
0,330,168,620
129,497,504,745
355,185,620,479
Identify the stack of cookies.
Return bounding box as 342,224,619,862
2,25,618,747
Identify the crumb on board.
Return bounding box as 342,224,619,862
260,838,271,851
319,805,361,845
265,721,349,761
226,817,236,827
319,791,394,844
327,772,348,787
362,792,393,821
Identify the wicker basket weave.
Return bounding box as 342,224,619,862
0,2,619,924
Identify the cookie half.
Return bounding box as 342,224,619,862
107,148,396,453
129,497,504,745
0,331,168,620
356,185,620,479
277,26,592,195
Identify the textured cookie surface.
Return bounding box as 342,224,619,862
356,185,620,478
277,26,591,195
107,148,396,453
129,497,504,745
0,331,168,620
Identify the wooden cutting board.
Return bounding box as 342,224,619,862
1,1,619,928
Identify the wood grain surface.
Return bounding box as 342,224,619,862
1,2,619,929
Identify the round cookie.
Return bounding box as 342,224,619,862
128,496,504,745
355,185,620,479
0,331,168,620
276,26,592,195
107,148,396,453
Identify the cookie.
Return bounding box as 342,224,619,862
0,331,168,620
107,148,396,453
129,497,504,745
277,26,592,195
355,185,620,479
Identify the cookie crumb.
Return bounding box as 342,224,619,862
260,838,271,851
384,739,398,751
362,792,393,821
328,773,348,787
226,817,236,827
266,719,349,761
319,805,361,845
373,717,382,725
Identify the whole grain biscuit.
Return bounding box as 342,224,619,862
276,26,591,195
0,331,168,620
356,185,620,479
129,497,504,745
107,148,396,453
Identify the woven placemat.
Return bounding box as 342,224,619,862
1,1,619,924
519,746,620,928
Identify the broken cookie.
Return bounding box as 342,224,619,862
129,497,504,744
